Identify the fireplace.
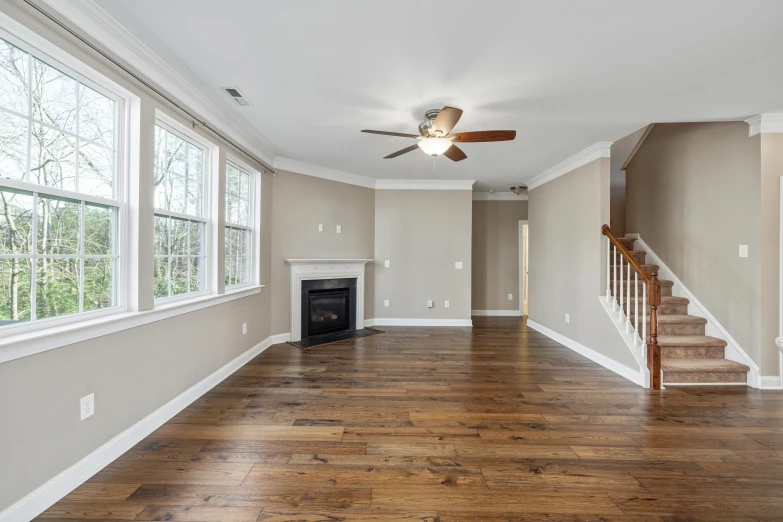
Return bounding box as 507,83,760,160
301,277,357,340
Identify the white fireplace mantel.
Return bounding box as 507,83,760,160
285,259,372,342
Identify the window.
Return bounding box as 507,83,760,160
0,34,120,328
224,161,254,287
153,122,208,299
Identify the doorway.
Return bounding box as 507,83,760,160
519,220,528,317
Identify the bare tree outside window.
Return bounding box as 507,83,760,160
153,123,207,299
0,37,118,326
224,161,253,287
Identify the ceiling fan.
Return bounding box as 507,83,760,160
361,106,516,162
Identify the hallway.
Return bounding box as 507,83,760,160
39,317,783,521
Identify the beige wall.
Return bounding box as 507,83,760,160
529,158,639,370
270,170,376,335
625,123,766,369
0,1,274,511
759,134,782,374
471,200,528,311
374,190,472,321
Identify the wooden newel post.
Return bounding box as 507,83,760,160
647,271,662,390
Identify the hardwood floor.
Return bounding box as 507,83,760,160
38,317,783,521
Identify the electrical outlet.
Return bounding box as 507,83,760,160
336,225,342,234
508,293,513,301
739,245,748,258
427,300,434,308
454,261,463,269
242,323,247,335
80,393,95,420
444,300,450,308
318,224,324,232
384,260,390,268
565,313,570,324
384,299,389,307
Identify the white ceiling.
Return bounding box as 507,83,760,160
94,0,783,190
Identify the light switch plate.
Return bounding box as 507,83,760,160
242,323,247,335
565,313,570,324
80,393,95,420
318,224,324,232
384,260,390,268
427,300,434,308
384,299,389,307
444,300,450,308
455,261,463,269
508,294,513,301
336,225,342,234
739,245,748,258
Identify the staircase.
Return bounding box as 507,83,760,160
612,236,750,385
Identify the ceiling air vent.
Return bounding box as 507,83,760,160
224,87,252,106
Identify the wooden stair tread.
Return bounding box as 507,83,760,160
662,358,750,373
657,335,727,347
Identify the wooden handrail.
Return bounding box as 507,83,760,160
601,224,652,283
601,224,662,390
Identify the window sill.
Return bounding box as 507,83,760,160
0,285,264,364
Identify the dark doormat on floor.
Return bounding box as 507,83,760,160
288,328,383,349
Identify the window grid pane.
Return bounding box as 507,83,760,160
0,188,118,326
153,213,206,299
0,35,120,329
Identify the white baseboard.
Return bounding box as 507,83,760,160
471,310,523,317
526,319,645,386
627,234,761,388
365,318,473,327
760,376,783,389
0,332,288,522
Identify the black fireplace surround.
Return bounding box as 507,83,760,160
301,278,357,339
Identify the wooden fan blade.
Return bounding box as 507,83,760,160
443,144,467,162
431,106,463,136
362,130,420,138
384,144,420,159
446,130,516,142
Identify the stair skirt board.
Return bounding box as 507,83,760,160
0,332,291,522
471,310,523,317
526,319,645,387
626,233,759,387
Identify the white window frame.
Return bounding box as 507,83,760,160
0,22,131,337
224,156,260,289
152,110,217,305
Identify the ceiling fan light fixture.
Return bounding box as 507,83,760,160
417,137,453,157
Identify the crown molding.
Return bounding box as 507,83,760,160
746,114,783,136
273,157,376,189
472,191,528,201
42,0,279,167
375,179,476,191
527,142,612,190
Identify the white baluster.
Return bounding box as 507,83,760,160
643,281,647,359
613,246,618,310
606,238,611,301
634,271,639,344
618,256,624,320
626,259,631,330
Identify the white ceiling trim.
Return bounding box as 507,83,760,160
375,180,476,191
746,114,783,136
273,157,376,189
527,142,613,190
472,192,528,201
43,0,279,167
